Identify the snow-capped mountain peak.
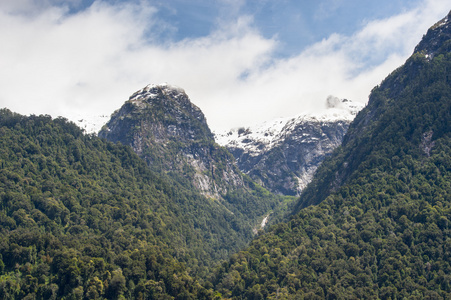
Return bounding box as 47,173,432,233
215,96,363,156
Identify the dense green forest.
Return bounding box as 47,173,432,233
0,109,285,299
0,110,216,299
212,16,451,299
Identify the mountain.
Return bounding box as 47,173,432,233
216,96,362,195
98,83,286,247
213,11,451,299
99,83,246,199
0,107,283,299
2,9,450,300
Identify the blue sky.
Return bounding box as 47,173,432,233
0,0,449,131
64,0,427,57
154,0,422,57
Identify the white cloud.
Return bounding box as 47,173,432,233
0,1,157,114
0,0,449,132
198,0,451,130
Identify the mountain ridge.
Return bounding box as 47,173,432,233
297,9,451,209
213,11,451,299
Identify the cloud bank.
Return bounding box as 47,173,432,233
0,0,449,131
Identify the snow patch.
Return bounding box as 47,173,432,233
129,83,186,101
436,16,449,28
69,114,111,134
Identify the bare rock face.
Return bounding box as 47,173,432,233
99,83,244,199
215,97,363,195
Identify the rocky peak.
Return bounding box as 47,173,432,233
129,83,201,119
99,83,243,199
216,97,361,156
100,83,213,148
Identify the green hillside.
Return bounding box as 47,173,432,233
212,13,451,299
0,110,233,299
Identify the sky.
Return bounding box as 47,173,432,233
0,0,450,132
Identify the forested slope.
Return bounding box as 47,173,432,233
0,110,230,299
212,12,451,299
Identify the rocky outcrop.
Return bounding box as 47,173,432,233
99,83,245,199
